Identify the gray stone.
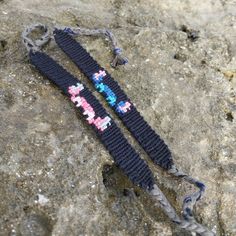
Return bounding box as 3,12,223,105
0,0,236,235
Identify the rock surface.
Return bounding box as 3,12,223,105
0,0,236,235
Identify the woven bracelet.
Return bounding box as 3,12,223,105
53,28,209,206
21,24,215,236
54,28,173,170
29,49,155,190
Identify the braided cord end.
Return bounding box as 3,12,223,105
148,184,215,236
168,165,206,221
22,24,51,52
60,26,128,68
111,47,128,68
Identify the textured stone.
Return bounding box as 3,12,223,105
0,0,236,235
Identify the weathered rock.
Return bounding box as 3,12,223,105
0,0,236,235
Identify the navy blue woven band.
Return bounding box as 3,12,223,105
29,50,155,190
54,29,173,170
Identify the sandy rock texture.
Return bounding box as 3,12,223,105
0,0,236,235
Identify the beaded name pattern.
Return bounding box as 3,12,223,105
92,70,132,114
68,83,111,131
